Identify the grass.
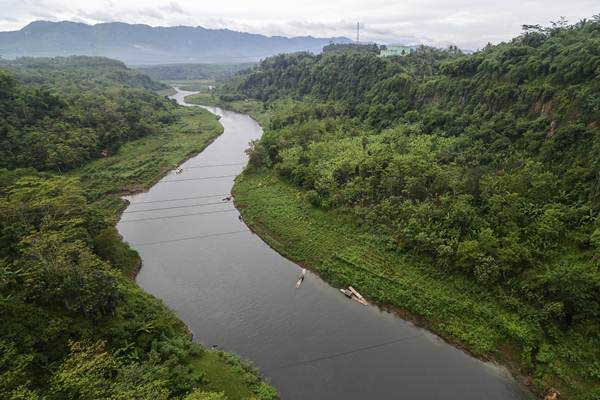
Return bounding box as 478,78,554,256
192,351,277,400
192,352,256,399
163,79,217,92
233,170,599,400
68,104,277,399
185,92,271,128
156,87,177,97
73,105,223,215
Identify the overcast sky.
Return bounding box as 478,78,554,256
0,0,597,49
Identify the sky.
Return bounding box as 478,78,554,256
0,0,598,49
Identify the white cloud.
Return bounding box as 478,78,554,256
0,0,597,49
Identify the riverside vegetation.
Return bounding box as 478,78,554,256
0,56,277,400
212,18,600,399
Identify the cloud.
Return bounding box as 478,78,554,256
0,0,598,49
162,2,185,15
138,8,164,20
76,9,117,23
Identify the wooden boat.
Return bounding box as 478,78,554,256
295,269,307,289
339,286,368,305
348,286,365,302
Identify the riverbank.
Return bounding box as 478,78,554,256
233,170,593,400
71,105,224,276
185,91,271,128
115,89,537,399
74,103,278,399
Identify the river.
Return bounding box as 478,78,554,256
117,88,530,400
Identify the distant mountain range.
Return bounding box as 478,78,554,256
0,21,351,65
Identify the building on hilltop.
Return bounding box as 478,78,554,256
380,45,414,57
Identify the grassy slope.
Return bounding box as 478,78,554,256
185,92,271,128
157,87,178,97
74,105,223,209
164,80,216,92
70,105,276,399
233,171,596,400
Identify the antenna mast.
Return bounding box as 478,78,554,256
356,22,360,43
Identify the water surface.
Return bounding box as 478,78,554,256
118,88,529,400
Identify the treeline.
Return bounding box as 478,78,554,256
224,18,600,397
322,43,380,55
1,56,167,91
0,57,276,400
0,57,175,171
136,63,255,82
1,171,207,399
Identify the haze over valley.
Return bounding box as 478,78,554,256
0,21,350,64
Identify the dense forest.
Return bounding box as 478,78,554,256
136,63,255,82
0,57,170,170
0,57,277,400
224,18,600,398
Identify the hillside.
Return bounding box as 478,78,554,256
0,56,169,170
0,21,350,65
219,18,600,399
1,56,166,90
0,56,277,400
136,63,255,82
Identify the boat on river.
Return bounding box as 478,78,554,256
296,269,307,288
123,87,530,400
340,286,368,305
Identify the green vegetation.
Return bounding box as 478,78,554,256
166,80,217,92
225,18,600,399
137,63,255,82
0,56,167,91
1,56,277,400
321,43,380,55
74,105,223,208
0,56,170,171
157,87,178,97
185,92,271,128
191,351,277,400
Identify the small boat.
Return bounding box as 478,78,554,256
348,286,368,305
348,286,366,302
295,269,307,289
340,286,368,305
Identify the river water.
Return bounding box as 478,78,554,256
117,88,529,400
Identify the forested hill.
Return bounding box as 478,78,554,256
1,56,166,90
0,57,277,400
0,21,350,65
233,22,599,128
136,63,255,82
223,18,600,398
0,56,169,170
